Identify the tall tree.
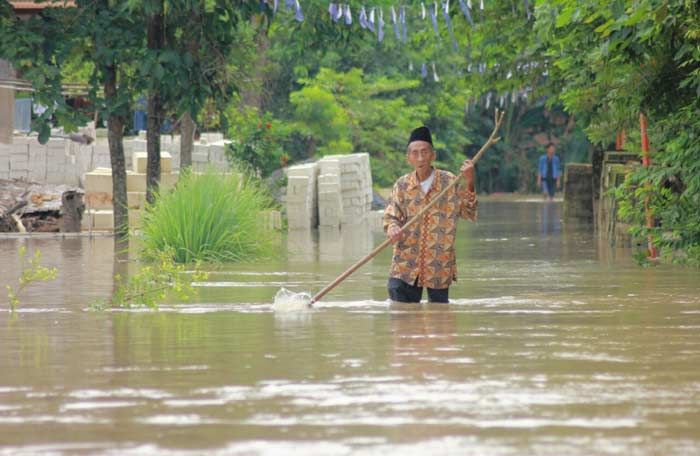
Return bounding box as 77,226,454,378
134,0,264,198
0,1,142,239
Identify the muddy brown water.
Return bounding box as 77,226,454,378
0,201,699,455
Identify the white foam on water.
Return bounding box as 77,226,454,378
272,287,312,312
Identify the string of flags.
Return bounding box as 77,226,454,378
266,0,542,103
268,0,503,41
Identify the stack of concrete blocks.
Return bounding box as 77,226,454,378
82,151,178,231
0,130,231,187
318,153,373,227
285,163,319,230
317,158,343,228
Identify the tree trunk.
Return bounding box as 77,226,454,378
180,111,195,170
103,63,129,240
146,6,164,204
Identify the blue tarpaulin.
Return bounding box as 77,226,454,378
14,98,31,132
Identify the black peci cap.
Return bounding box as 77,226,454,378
408,126,433,146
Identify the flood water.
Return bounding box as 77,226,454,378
1,201,699,455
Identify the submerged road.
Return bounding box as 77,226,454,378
0,200,698,455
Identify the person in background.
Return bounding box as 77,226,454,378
383,126,478,303
537,142,561,200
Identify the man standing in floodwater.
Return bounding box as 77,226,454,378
537,142,562,200
383,126,478,303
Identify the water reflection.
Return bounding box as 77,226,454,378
389,303,460,379
539,201,561,236
286,229,317,263
319,225,374,262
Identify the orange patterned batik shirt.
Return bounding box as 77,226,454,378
383,168,478,289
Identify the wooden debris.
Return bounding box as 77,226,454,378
0,178,84,233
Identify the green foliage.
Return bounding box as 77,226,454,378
140,169,277,263
226,112,289,177
5,247,58,313
111,248,208,309
288,67,428,186
538,0,700,264
615,106,700,266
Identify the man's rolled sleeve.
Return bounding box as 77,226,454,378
457,182,478,222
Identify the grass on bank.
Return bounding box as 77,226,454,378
140,168,277,263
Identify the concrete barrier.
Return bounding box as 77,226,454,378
563,163,594,222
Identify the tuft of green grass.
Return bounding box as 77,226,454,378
140,169,277,263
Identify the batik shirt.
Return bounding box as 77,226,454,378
383,168,478,289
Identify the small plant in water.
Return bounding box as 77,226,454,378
112,248,209,309
140,168,277,263
5,246,58,313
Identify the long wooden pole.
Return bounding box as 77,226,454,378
310,109,506,305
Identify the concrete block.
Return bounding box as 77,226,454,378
209,143,226,162
82,209,114,231
194,143,210,157
318,186,341,197
287,163,319,178
192,152,208,163
84,192,113,209
9,168,28,180
129,209,142,229
93,209,114,230
84,168,113,193
202,132,224,142
12,143,28,156
161,171,179,191
126,171,146,192
127,191,146,209
132,151,173,173
45,138,66,150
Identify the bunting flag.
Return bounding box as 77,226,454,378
400,6,408,43
378,8,385,42
263,0,543,95
359,6,368,29
391,6,401,41
429,2,439,38
458,0,475,28
294,0,303,21
442,0,459,51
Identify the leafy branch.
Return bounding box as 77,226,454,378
5,247,58,313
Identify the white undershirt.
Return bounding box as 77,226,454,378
420,169,435,194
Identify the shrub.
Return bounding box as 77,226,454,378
140,169,277,263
